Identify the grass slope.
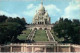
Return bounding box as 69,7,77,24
34,30,48,41
17,29,31,40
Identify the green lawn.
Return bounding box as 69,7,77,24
33,30,48,41
17,29,31,40
51,30,64,42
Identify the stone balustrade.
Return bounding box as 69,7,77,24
0,43,80,52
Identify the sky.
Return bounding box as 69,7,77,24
0,0,80,23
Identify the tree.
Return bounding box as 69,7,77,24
71,19,80,44
53,18,80,44
0,15,7,22
0,15,27,44
0,22,23,44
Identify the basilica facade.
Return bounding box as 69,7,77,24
27,2,53,30
33,2,51,24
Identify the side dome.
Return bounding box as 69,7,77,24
44,12,49,16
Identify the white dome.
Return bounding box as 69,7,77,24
39,3,45,11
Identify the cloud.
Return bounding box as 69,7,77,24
45,4,61,16
45,4,60,12
62,0,80,19
27,4,34,9
23,3,61,17
0,10,20,17
23,4,39,17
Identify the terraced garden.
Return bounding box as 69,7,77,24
17,29,56,42
33,30,48,41
17,29,31,40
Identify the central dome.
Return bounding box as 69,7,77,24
33,1,51,25
39,2,45,11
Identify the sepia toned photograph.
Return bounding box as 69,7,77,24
0,0,80,52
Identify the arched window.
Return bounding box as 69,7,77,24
45,19,47,24
39,28,42,30
34,28,37,30
38,22,39,24
42,22,44,24
44,28,47,30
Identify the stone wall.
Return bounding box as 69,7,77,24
57,46,70,52
46,48,54,52
0,43,80,52
12,46,21,52
71,45,80,52
56,44,80,52
1,47,10,52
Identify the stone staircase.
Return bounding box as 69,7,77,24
46,30,55,42
27,29,36,41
